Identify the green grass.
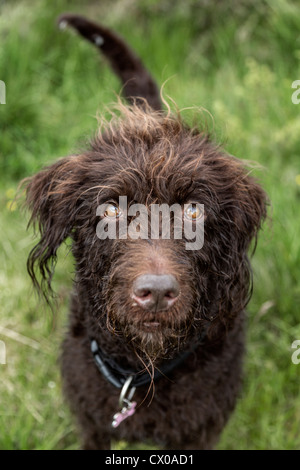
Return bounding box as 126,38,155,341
1,0,300,450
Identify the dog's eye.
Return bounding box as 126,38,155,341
184,204,204,220
104,203,122,218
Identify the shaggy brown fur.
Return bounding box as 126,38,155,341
24,14,267,450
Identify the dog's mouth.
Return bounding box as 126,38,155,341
142,320,160,330
139,310,173,332
106,302,195,363
127,302,192,335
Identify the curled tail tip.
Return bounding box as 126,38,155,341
57,13,105,45
57,13,88,30
56,13,163,111
57,13,80,30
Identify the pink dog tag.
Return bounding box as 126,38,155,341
112,401,137,428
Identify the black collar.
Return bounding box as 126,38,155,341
91,330,207,389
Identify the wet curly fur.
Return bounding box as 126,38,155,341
24,14,267,449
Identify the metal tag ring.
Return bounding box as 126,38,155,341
119,375,136,408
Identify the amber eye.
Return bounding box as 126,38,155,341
184,203,204,220
104,203,122,218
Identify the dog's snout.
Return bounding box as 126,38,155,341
132,274,179,312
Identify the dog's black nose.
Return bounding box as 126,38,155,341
132,274,179,312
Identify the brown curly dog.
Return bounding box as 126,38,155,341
24,14,267,450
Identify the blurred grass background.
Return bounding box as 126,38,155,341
1,0,300,450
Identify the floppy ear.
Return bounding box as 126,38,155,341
229,169,268,315
205,154,268,254
203,156,268,323
230,166,268,253
25,156,83,300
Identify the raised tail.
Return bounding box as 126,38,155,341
57,13,162,111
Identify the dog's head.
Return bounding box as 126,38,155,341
25,103,267,364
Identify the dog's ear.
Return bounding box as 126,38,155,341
206,154,268,253
230,164,268,253
205,156,268,321
25,156,84,300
